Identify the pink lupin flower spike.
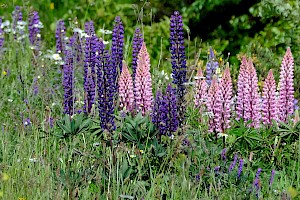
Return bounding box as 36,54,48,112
118,61,134,112
194,68,208,108
278,47,294,123
262,69,278,126
134,42,153,115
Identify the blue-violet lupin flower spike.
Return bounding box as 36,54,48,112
83,21,97,114
221,148,227,162
0,17,4,50
269,169,275,187
237,158,244,178
253,168,262,195
170,11,187,125
28,11,42,51
12,6,23,33
132,27,143,81
165,84,179,135
152,90,163,127
206,47,219,85
228,153,238,173
63,45,74,115
55,20,66,54
112,16,124,76
97,40,116,132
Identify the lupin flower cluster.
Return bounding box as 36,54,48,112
278,47,294,122
111,16,124,75
132,28,143,81
12,6,23,38
55,20,67,54
83,21,97,114
170,11,187,125
134,42,153,115
28,11,42,51
0,18,4,50
63,43,74,115
194,68,208,110
118,61,134,113
262,70,278,126
152,84,179,136
206,47,219,85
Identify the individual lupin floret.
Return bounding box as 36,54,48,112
206,47,219,85
118,61,134,112
28,11,42,51
134,42,153,115
278,47,294,123
132,27,143,81
262,70,278,126
170,11,187,125
194,68,208,109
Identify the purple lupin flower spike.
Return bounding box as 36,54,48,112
97,40,116,131
269,169,275,187
0,17,4,50
228,153,238,173
221,148,227,161
152,84,179,136
28,11,42,51
262,70,278,126
237,158,244,178
170,11,187,125
63,43,74,115
55,20,66,54
70,31,83,64
278,47,294,123
12,6,23,38
132,27,143,81
206,47,219,86
83,21,97,114
112,16,124,74
253,168,262,196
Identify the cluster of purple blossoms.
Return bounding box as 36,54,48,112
28,11,42,51
70,31,83,64
97,41,116,131
83,21,97,114
228,153,238,173
63,45,74,115
12,6,23,38
170,11,187,125
253,168,262,196
237,158,244,178
111,16,124,75
152,84,179,136
132,28,143,81
206,47,219,86
0,18,4,50
55,20,67,54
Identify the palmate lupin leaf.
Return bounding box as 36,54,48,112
55,113,91,139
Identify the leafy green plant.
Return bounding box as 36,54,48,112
54,113,91,139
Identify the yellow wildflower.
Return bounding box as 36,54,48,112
139,150,144,154
219,57,223,62
2,71,7,76
50,2,54,10
1,173,9,181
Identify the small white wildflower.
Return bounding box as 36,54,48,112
36,33,41,38
1,20,10,29
51,102,56,107
99,29,112,34
170,134,174,140
52,53,62,61
37,76,41,79
217,132,228,139
194,76,205,80
103,40,109,45
29,158,38,163
61,29,65,33
24,121,29,126
17,21,27,26
8,99,13,102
